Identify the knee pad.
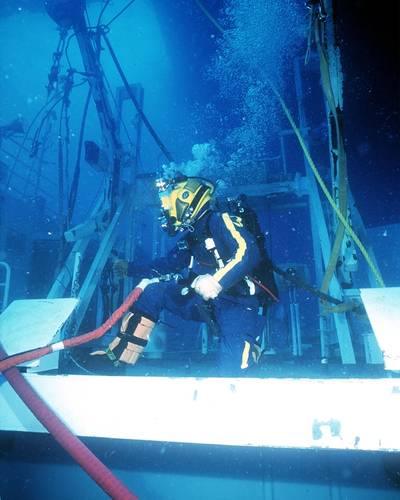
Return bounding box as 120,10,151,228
108,311,156,366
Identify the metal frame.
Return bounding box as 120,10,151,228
0,261,11,312
28,9,130,371
293,54,356,364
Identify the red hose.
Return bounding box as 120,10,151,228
0,286,143,373
0,346,138,499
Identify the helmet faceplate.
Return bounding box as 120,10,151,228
156,176,214,235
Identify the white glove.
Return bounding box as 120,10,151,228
136,277,159,290
191,274,222,301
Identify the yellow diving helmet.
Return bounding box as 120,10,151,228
156,174,215,235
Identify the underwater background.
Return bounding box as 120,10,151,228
0,0,400,499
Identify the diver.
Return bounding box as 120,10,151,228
92,174,278,375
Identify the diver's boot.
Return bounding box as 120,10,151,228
251,336,263,364
91,312,155,366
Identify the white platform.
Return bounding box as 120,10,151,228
1,290,399,452
0,298,78,356
361,287,400,370
1,374,400,452
0,298,78,369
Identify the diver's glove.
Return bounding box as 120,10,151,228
113,259,129,279
191,274,222,301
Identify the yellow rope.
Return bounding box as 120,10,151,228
314,18,348,295
193,0,225,35
269,82,385,288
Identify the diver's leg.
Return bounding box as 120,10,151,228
91,282,167,366
214,296,266,376
135,281,208,322
93,282,205,365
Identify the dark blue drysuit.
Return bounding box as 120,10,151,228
128,209,270,375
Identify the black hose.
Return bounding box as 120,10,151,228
97,0,111,26
68,88,92,225
272,264,343,306
105,0,137,27
102,33,174,163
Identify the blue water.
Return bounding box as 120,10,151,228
0,0,399,499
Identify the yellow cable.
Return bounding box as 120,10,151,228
314,17,348,294
269,82,385,288
193,0,225,35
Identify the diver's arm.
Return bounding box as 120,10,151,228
127,239,191,278
210,212,261,290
